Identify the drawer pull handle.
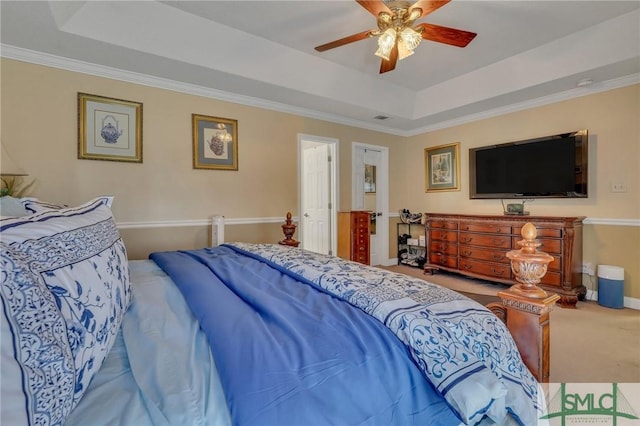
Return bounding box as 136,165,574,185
462,237,472,243
491,268,505,276
493,239,506,246
463,264,473,270
462,250,472,256
492,254,505,261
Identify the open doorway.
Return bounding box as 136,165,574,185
298,134,338,256
352,143,389,266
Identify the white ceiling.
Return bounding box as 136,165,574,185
1,1,639,135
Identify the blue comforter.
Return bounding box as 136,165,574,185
150,244,544,425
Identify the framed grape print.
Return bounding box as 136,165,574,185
425,142,460,192
78,93,143,163
192,114,238,171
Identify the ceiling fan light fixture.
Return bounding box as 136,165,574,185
375,28,397,60
397,40,414,60
406,7,422,22
399,26,421,50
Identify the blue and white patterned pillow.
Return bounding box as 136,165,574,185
0,197,131,426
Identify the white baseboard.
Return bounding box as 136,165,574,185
585,290,640,310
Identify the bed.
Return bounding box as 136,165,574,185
1,197,549,425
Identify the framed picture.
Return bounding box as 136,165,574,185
78,93,143,163
364,164,376,193
425,142,460,192
192,114,238,171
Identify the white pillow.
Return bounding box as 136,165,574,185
0,197,131,425
0,196,29,217
21,195,114,214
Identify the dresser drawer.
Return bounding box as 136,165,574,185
512,237,561,254
429,242,458,256
548,255,561,272
430,230,458,243
540,271,561,287
513,226,562,238
460,232,511,249
429,220,458,230
459,246,509,264
429,253,458,268
459,222,511,234
353,215,369,227
459,259,511,280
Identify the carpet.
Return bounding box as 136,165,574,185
457,291,501,306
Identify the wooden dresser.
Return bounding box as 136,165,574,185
337,211,370,265
424,213,585,307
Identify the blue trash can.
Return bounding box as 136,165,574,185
597,265,624,309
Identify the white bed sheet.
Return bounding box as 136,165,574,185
65,260,231,426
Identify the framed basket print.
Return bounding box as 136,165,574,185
425,142,460,192
78,93,143,163
192,114,238,170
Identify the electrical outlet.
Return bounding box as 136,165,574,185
581,262,595,276
611,183,627,193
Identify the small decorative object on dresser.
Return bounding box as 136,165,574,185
337,211,370,265
424,213,585,308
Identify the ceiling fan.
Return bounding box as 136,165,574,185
315,0,477,73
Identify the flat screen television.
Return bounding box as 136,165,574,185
469,130,588,199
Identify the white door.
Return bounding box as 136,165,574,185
352,143,389,266
299,136,338,255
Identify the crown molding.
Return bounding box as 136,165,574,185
0,44,402,135
409,73,640,135
2,44,638,137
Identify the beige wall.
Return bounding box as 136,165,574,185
392,85,640,300
393,85,639,218
2,58,639,299
0,59,401,222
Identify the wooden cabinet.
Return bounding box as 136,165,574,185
425,213,585,307
337,211,370,265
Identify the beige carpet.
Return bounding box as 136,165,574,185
383,264,640,383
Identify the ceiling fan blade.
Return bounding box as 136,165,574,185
315,30,372,52
355,0,391,18
379,44,398,74
417,23,477,47
409,0,451,19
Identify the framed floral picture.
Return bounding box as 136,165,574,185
78,93,143,163
192,114,238,170
425,142,460,192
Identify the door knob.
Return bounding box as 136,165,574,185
304,213,310,217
